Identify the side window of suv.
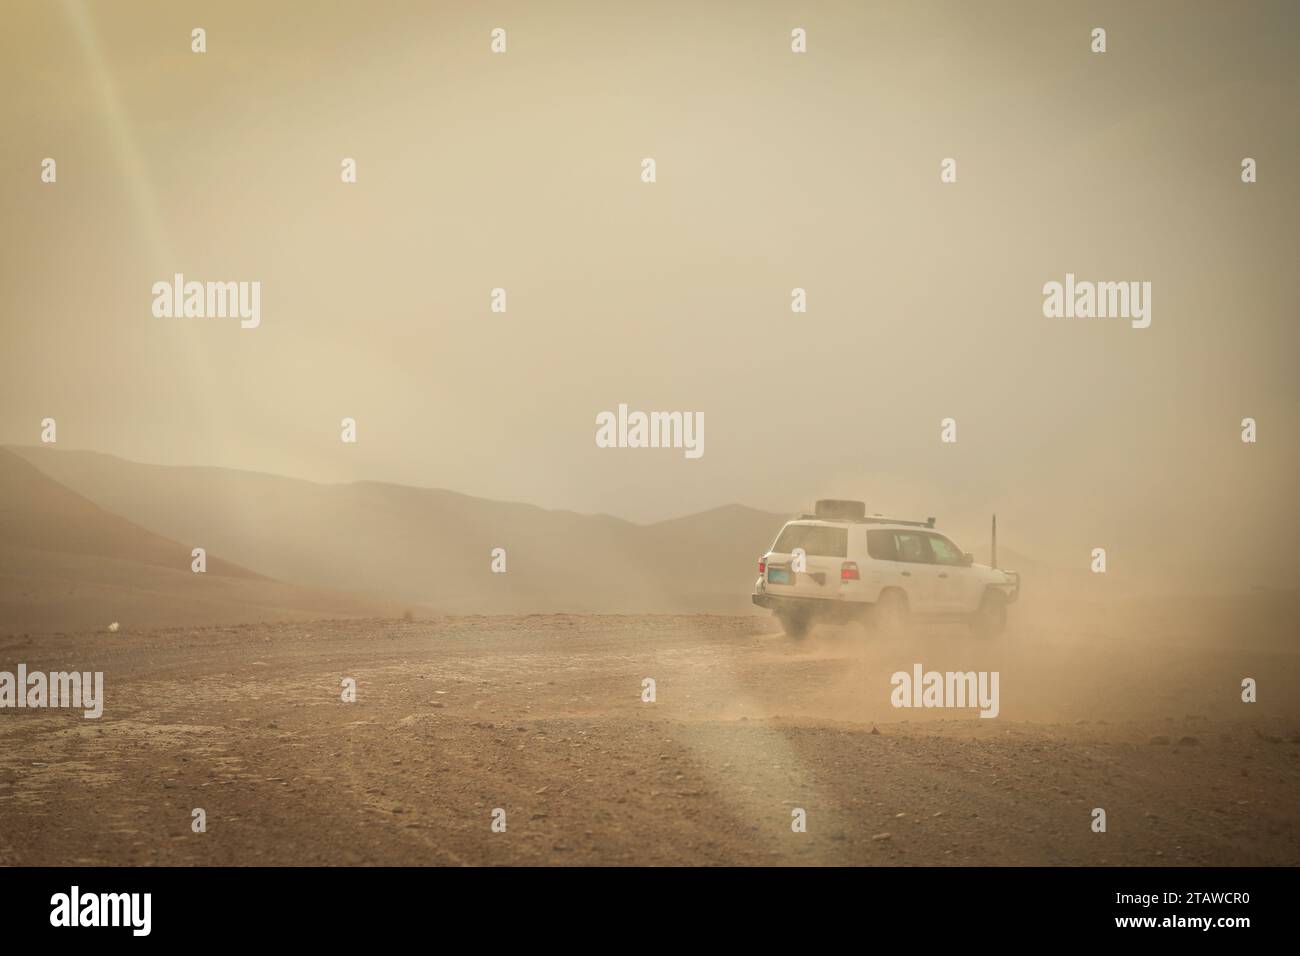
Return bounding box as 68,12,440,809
893,532,932,564
927,534,964,566
866,530,897,560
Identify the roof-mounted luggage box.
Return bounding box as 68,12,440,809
814,499,866,521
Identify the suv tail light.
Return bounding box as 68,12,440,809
758,558,766,573
840,561,860,581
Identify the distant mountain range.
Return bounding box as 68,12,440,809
0,448,393,633
6,445,1150,634
2,446,794,628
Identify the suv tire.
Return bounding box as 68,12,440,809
970,589,1007,639
777,610,811,639
872,589,909,640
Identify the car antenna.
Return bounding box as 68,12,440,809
991,514,998,569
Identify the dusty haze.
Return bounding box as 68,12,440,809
1,1,1297,589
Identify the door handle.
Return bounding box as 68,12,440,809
938,572,948,578
901,571,911,577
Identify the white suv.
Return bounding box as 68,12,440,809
751,500,1019,638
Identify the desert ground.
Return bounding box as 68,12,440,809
1,592,1297,867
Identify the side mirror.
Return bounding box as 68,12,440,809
961,553,974,566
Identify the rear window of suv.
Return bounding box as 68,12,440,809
773,524,848,558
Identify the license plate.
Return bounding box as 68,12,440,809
767,568,791,585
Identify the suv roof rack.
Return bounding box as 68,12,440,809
797,514,936,529
860,515,936,528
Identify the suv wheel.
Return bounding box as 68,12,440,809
970,590,1007,639
872,589,909,639
777,610,810,639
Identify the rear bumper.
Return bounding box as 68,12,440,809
752,592,868,621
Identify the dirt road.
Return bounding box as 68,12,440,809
2,595,1298,865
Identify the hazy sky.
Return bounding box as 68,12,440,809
2,1,1296,572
